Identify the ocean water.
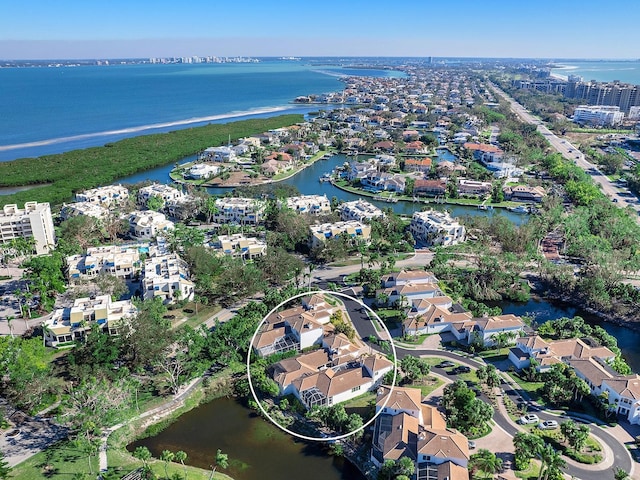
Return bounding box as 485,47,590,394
0,61,400,161
551,60,640,84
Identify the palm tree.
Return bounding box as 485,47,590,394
160,450,174,479
174,451,188,480
208,449,229,480
6,316,14,338
536,443,565,480
469,448,503,479
133,446,152,472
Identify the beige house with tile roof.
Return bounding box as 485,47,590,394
372,386,470,480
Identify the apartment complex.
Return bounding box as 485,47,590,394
572,105,625,126
565,80,640,114
338,199,384,222
409,210,465,247
75,184,129,207
128,210,174,240
60,202,109,220
211,234,267,260
213,197,266,225
67,244,145,280
309,220,371,248
0,202,56,255
137,183,185,205
284,195,332,215
142,253,195,304
44,295,137,347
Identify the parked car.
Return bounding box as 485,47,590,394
437,361,455,368
468,440,476,449
518,413,540,424
537,420,558,430
453,365,471,374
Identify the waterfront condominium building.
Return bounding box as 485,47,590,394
409,210,465,247
213,197,266,225
43,295,138,347
283,195,332,215
572,105,625,126
309,220,371,248
75,184,129,208
338,199,384,222
0,202,56,255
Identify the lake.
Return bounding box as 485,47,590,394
128,396,364,480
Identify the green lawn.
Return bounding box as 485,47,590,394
413,376,445,397
9,440,100,480
514,461,541,480
106,447,233,480
508,375,546,405
341,391,376,409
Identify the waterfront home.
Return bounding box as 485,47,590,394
283,195,332,215
202,146,236,162
339,199,384,222
502,185,547,203
261,158,292,176
61,202,109,221
404,141,427,154
436,160,467,177
374,154,397,169
186,163,220,180
44,295,137,347
209,233,267,260
347,161,378,181
289,354,393,409
373,140,396,153
404,157,433,173
142,253,195,305
457,179,492,196
75,184,129,208
361,171,405,192
128,210,174,240
309,220,371,248
213,197,266,225
409,210,465,247
371,386,470,479
0,202,56,255
67,244,144,281
508,335,616,372
413,179,447,197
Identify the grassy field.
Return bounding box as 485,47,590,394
9,440,100,480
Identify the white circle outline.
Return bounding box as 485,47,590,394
246,289,398,442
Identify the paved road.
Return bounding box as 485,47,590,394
490,83,640,219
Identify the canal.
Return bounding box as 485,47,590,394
128,396,365,480
494,296,640,373
116,151,527,224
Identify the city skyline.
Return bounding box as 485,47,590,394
1,0,639,60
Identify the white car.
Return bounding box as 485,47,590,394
518,413,540,425
537,420,558,430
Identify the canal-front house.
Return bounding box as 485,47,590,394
372,386,470,480
508,335,616,372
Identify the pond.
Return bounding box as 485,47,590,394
128,397,365,480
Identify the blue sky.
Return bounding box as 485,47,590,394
1,0,638,59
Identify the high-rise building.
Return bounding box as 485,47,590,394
0,202,56,255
